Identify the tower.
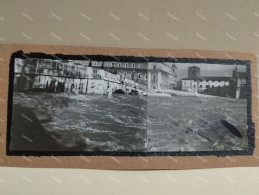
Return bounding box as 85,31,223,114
232,65,238,78
188,66,200,79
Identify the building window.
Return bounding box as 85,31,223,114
153,74,156,81
125,63,128,68
145,74,147,80
124,72,127,77
153,65,156,70
140,64,143,68
53,62,57,69
200,85,202,88
118,63,121,67
132,63,135,68
111,62,114,66
131,73,134,80
138,73,141,79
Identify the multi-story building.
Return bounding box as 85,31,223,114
182,66,231,93
181,65,246,99
91,61,177,91
14,58,177,93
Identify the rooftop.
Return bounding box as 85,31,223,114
188,66,200,69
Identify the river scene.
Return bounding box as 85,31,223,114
9,92,248,152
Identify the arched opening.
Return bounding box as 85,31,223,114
45,81,49,91
129,89,138,95
56,82,65,92
79,83,83,93
49,80,56,92
113,89,126,94
70,84,75,92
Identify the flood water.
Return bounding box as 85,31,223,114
9,92,248,152
147,96,248,151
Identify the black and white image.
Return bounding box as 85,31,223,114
7,52,253,155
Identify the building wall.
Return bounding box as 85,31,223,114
187,66,200,79
14,58,177,93
13,58,144,95
182,80,230,93
147,62,177,90
102,61,177,91
236,78,247,99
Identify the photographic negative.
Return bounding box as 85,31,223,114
7,51,254,156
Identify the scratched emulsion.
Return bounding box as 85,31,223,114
10,92,248,152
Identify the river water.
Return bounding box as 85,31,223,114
10,92,248,152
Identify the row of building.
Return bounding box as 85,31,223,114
181,66,246,99
14,58,178,93
14,58,246,99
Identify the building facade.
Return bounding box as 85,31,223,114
14,58,144,95
147,63,177,90
181,66,246,99
14,58,177,94
181,66,230,93
90,61,177,91
232,67,246,99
